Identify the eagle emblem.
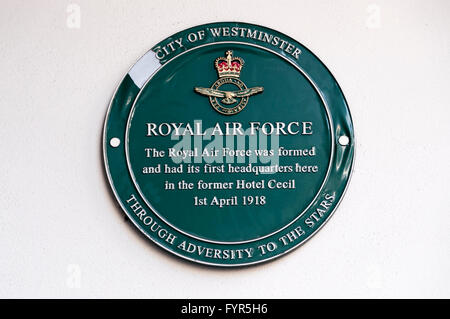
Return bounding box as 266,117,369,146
194,50,263,115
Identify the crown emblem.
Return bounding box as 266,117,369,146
194,50,263,115
214,50,244,78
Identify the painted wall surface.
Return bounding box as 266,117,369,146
0,0,448,298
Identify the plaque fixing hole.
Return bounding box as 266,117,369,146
338,135,350,146
110,137,121,147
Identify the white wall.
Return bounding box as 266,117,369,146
0,0,449,298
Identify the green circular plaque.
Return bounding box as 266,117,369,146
103,22,354,266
